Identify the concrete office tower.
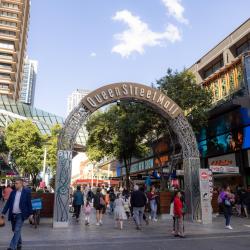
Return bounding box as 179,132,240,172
0,0,30,99
67,89,89,115
19,57,38,106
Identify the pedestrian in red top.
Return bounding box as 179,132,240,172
174,191,184,238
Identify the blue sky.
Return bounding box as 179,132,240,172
28,0,250,117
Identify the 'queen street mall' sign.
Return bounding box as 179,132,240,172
81,82,182,119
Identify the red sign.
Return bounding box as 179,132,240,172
200,171,209,180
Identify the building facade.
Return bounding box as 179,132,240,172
67,89,89,115
0,0,30,100
19,57,37,106
189,18,250,188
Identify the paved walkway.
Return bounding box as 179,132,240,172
1,201,250,249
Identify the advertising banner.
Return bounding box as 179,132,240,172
208,154,239,174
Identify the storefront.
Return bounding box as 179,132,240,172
198,106,250,189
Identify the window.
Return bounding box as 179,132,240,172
0,83,9,90
0,52,12,60
0,20,17,27
0,40,14,50
204,58,224,78
0,29,16,36
0,11,18,18
236,39,250,56
1,3,19,10
0,62,12,70
0,72,10,79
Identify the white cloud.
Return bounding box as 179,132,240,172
112,10,181,58
161,0,188,24
90,52,97,57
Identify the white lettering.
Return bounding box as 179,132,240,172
164,100,170,109
171,107,179,115
157,94,165,105
122,84,128,95
146,90,151,99
152,91,157,101
140,88,145,97
129,85,133,95
101,91,108,100
115,87,121,96
94,94,102,103
108,89,114,98
169,104,175,112
134,87,138,96
87,97,97,107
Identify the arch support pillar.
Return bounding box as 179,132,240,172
53,150,72,228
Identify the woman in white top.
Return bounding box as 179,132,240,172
114,193,127,230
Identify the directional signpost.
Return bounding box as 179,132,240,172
199,169,213,224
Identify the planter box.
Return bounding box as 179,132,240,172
31,193,54,218
159,191,172,214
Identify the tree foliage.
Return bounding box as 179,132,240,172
86,102,158,188
44,124,62,174
5,120,43,185
156,68,213,133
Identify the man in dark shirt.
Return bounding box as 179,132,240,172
130,185,147,230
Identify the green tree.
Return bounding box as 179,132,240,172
156,68,213,133
86,102,156,188
44,124,62,175
5,120,43,186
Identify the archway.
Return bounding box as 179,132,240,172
53,82,201,228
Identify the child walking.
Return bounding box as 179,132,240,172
84,200,91,226
114,193,127,230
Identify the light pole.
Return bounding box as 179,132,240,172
42,147,47,181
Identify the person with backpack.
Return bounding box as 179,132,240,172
109,188,116,215
93,188,105,226
73,186,84,222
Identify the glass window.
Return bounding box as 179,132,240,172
236,39,250,56
204,58,224,78
0,20,17,27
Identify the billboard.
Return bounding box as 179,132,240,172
208,153,239,174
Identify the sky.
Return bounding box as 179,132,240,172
27,0,250,118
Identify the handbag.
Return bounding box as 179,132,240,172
0,216,5,227
224,199,231,207
100,196,105,206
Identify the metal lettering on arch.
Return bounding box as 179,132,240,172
53,82,202,228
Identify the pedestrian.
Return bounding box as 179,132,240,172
109,188,116,215
73,186,84,222
174,190,185,238
148,186,158,222
93,188,105,226
114,193,127,230
170,195,176,234
130,185,147,230
1,178,33,250
123,195,131,219
3,184,12,203
0,186,3,202
84,200,91,226
219,185,235,230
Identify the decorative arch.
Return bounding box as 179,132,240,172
53,82,201,228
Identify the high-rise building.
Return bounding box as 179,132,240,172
0,0,30,99
67,89,89,115
19,57,37,106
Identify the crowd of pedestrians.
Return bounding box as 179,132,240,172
70,184,187,237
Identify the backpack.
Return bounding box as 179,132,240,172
109,192,116,202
